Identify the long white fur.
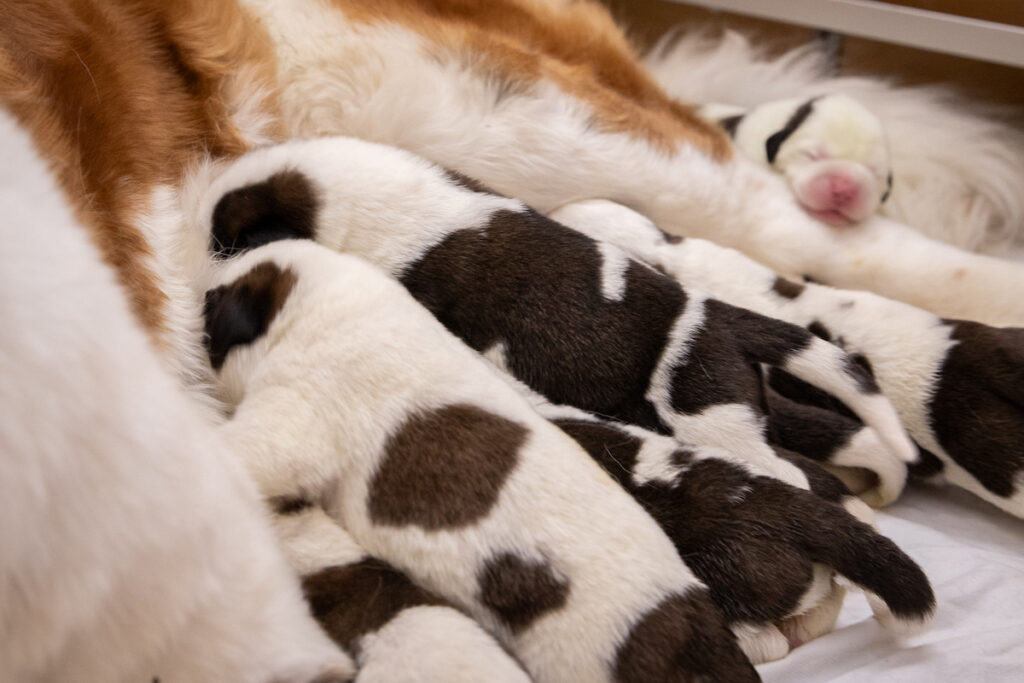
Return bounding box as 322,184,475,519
211,240,718,683
647,29,1024,257
0,110,352,683
239,0,1024,326
272,505,531,683
550,198,1024,517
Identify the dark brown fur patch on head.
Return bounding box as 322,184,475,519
766,97,819,164
930,320,1024,497
772,276,806,300
368,404,525,529
210,170,319,258
268,495,315,516
303,558,446,655
614,591,759,683
203,261,297,370
478,552,570,633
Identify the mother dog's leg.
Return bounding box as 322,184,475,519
0,111,352,683
552,199,1024,517
246,0,1024,325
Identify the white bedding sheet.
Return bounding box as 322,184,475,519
762,485,1024,681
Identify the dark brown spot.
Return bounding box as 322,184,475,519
400,208,681,431
718,113,744,138
845,352,880,394
303,558,445,655
203,262,297,370
268,495,314,516
766,97,819,164
658,228,684,244
368,404,525,529
881,172,894,203
478,552,569,633
551,419,642,483
443,168,501,195
210,170,319,258
614,591,759,683
765,386,860,469
807,320,833,341
772,276,805,300
930,320,1024,497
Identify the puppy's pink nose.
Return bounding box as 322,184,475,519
808,173,861,211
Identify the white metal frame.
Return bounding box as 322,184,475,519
668,0,1024,69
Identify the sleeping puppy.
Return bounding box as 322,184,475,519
702,94,892,226
198,136,917,495
550,199,1024,518
526,397,935,664
270,502,530,683
203,239,760,683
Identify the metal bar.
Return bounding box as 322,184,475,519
667,0,1024,69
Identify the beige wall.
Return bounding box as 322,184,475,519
603,0,1024,120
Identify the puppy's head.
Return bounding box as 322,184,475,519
203,253,298,404
741,94,892,226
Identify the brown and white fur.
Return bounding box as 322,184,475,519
198,135,917,495
1,0,1021,674
204,239,760,683
270,502,531,682
550,199,1024,517
0,110,352,683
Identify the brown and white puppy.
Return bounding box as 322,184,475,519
270,502,531,683
551,199,1024,517
203,239,760,683
198,136,917,496
526,398,935,664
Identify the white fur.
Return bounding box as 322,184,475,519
648,29,1024,256
213,240,716,683
0,110,352,683
241,0,1024,325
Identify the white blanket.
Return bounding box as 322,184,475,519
763,485,1024,681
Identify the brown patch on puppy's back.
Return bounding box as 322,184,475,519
303,558,446,655
614,591,759,683
479,552,570,633
368,404,525,529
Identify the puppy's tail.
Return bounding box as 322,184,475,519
728,303,917,466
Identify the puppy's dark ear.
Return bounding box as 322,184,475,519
203,262,297,369
765,97,818,165
210,170,319,258
881,172,893,203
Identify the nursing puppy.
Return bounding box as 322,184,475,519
270,502,530,683
702,94,893,226
203,239,760,683
200,136,917,494
551,199,1024,517
0,112,352,683
528,398,935,664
